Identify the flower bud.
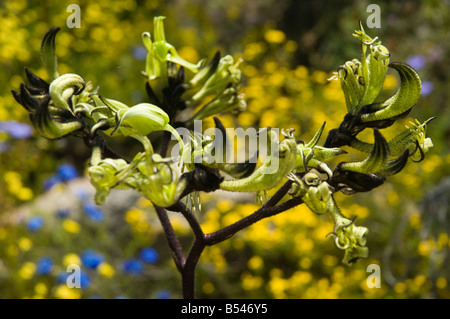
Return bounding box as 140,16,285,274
300,172,332,215
89,158,129,204
327,199,369,265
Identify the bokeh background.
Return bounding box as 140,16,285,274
0,0,449,299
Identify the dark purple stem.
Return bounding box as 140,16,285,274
154,205,186,272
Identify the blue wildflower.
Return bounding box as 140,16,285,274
80,270,91,289
140,247,159,264
74,188,89,201
83,203,105,222
36,257,53,275
59,269,90,288
56,209,70,219
421,81,433,96
56,271,69,284
0,121,33,139
43,164,78,191
122,258,144,275
406,55,426,71
27,216,44,232
43,175,62,191
132,45,147,61
156,290,171,299
81,250,105,269
57,164,78,182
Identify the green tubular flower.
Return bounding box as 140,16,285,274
88,158,129,204
185,55,243,109
358,43,390,109
40,26,60,80
34,104,83,139
289,171,369,265
83,94,185,164
190,87,246,121
338,129,389,174
113,102,183,147
337,59,365,112
140,17,244,122
358,62,421,125
49,73,86,111
187,134,256,178
327,198,369,266
141,16,202,116
387,118,434,161
324,63,423,147
85,94,184,148
289,171,332,215
134,154,185,207
351,24,390,112
113,103,169,136
182,117,256,178
12,70,84,139
220,129,297,192
325,29,423,150
128,153,186,207
296,122,346,177
376,151,409,177
335,128,410,179
142,16,202,94
186,51,221,89
13,27,88,140
333,24,390,114
348,117,435,161
89,150,186,207
81,95,127,133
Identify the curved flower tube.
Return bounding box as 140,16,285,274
220,129,297,192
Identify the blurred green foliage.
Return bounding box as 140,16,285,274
0,0,449,298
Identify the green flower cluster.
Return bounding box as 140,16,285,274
11,16,435,281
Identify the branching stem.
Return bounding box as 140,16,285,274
155,160,302,298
